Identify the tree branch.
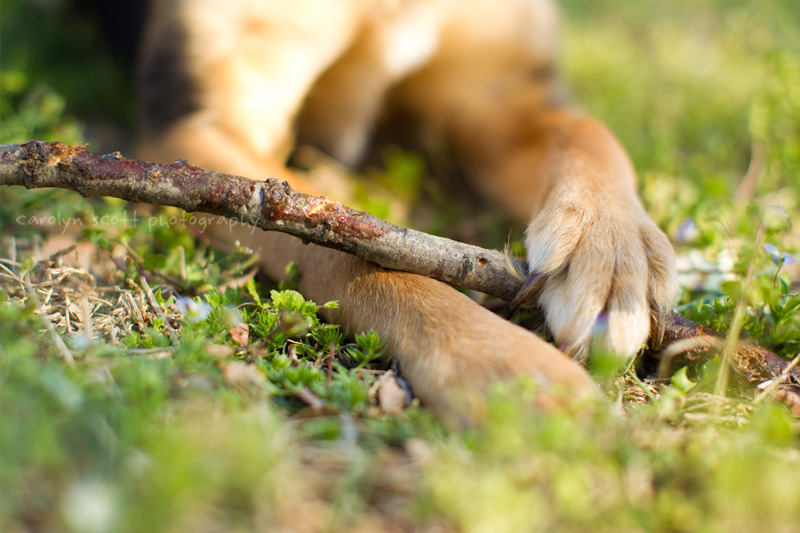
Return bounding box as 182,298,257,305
0,141,520,300
2,141,798,406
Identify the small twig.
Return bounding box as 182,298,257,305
0,262,24,294
326,341,336,384
287,343,299,364
139,275,180,346
80,295,93,341
64,293,72,334
754,353,800,404
22,279,75,366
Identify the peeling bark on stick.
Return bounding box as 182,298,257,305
0,141,521,300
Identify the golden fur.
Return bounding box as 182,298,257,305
138,0,678,420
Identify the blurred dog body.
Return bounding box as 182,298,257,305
138,0,677,420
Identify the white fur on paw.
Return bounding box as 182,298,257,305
524,201,677,359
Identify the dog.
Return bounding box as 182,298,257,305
137,0,678,420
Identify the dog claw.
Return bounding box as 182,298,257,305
509,271,545,315
649,304,667,351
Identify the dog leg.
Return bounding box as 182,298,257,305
392,4,678,358
139,0,598,421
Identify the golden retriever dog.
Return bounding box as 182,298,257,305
137,0,678,419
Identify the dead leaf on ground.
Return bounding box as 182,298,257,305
229,322,249,346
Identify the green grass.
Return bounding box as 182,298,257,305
2,0,800,531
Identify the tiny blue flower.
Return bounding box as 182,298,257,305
764,243,796,265
764,243,780,262
176,297,212,323
677,218,699,243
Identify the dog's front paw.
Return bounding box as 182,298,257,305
513,197,678,358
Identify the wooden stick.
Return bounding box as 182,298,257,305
0,141,522,300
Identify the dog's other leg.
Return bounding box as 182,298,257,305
296,2,443,167
138,0,598,422
393,0,678,359
137,0,364,189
